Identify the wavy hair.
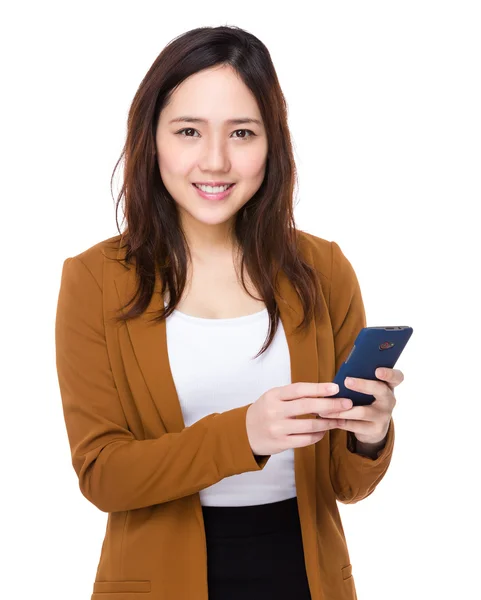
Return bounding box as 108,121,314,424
111,25,323,359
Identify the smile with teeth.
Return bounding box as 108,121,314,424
194,183,234,193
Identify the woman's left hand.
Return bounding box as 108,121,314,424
327,367,404,445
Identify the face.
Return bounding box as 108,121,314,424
155,65,268,249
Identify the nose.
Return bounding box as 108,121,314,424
199,136,231,172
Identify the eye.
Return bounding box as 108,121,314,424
232,129,255,139
175,128,256,140
176,128,200,138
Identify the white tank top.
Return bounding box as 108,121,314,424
164,302,297,506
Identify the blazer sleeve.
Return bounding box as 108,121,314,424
55,256,270,513
327,241,395,504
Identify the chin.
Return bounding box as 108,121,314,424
192,211,237,226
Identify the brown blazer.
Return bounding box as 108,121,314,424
55,229,395,600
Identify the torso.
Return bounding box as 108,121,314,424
165,253,266,319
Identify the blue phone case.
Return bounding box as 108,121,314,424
331,326,413,406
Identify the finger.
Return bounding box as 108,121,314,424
334,419,370,435
287,418,345,435
375,367,404,387
322,405,375,421
285,397,352,419
344,376,389,398
279,381,340,401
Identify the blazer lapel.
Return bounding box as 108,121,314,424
112,245,322,437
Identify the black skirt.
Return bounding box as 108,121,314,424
201,496,312,600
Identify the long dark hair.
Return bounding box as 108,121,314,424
111,25,323,359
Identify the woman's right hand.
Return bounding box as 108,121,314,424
246,382,353,457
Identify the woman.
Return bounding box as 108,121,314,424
55,25,401,600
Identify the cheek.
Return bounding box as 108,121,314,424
157,151,192,179
236,152,268,180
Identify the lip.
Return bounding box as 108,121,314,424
193,181,234,186
192,182,236,201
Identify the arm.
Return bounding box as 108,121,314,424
327,241,395,504
55,257,269,514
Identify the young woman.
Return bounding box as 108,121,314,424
55,25,401,600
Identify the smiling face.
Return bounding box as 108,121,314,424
155,64,268,250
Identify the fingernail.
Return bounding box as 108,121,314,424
342,399,352,409
329,383,339,393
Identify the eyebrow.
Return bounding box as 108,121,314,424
169,116,263,126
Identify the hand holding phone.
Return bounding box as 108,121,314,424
330,326,413,406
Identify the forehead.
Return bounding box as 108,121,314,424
160,67,263,125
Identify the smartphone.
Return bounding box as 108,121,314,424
330,326,413,406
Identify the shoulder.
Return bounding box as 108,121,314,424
62,233,124,288
296,229,335,280
296,229,359,290
71,233,123,264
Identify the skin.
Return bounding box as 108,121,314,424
154,64,268,263
328,367,404,447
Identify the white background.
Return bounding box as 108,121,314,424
2,1,480,599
